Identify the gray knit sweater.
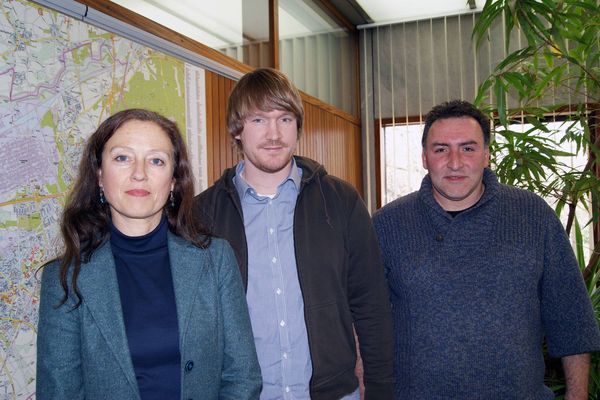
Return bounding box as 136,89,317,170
373,169,600,400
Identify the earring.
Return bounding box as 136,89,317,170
99,188,106,204
170,191,175,208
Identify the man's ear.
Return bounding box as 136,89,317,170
484,147,490,168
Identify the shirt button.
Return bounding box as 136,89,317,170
276,288,282,295
283,352,288,359
280,320,286,327
269,228,274,235
272,256,277,263
285,386,290,393
435,234,444,242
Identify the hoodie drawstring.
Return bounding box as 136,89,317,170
316,175,333,228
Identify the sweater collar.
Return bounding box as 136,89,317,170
109,215,168,254
419,168,500,216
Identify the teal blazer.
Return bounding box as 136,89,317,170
36,234,261,400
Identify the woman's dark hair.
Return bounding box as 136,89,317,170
56,108,210,307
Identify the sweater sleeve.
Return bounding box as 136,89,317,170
346,195,395,399
540,211,600,358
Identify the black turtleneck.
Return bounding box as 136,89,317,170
110,216,181,400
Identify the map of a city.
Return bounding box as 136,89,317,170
0,1,207,398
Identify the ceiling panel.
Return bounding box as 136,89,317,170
356,0,484,25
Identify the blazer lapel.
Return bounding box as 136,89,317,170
168,233,209,344
77,242,139,396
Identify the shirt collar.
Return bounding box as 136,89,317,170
233,157,302,200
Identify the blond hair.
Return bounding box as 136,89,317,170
227,68,304,150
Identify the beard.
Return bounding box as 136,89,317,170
246,140,295,174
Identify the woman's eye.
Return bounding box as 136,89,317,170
150,158,165,166
114,155,129,162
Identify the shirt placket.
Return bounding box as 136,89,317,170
266,198,294,399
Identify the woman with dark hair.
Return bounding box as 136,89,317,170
36,109,261,400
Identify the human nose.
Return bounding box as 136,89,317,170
447,149,463,170
131,160,147,181
265,119,282,140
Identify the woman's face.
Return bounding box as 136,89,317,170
98,119,175,236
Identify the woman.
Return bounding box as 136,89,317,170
36,109,261,400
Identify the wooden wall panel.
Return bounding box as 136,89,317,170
204,71,363,194
205,71,240,184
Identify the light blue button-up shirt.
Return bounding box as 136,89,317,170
234,159,312,400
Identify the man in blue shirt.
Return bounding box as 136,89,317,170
193,68,394,400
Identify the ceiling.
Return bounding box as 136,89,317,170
335,0,485,26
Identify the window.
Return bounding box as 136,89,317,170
111,0,271,68
379,121,426,206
